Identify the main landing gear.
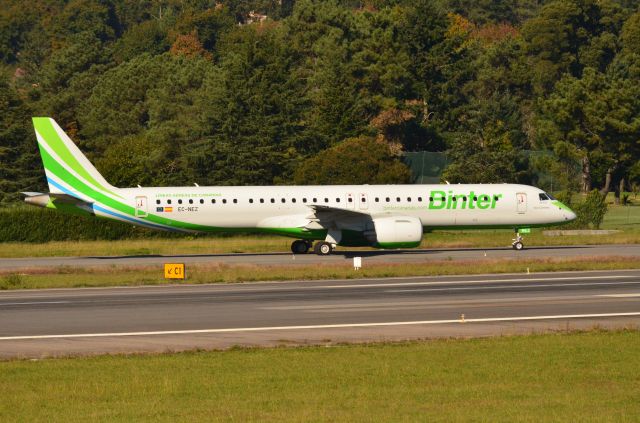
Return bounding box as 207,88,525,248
290,240,312,254
313,241,334,256
512,230,524,250
290,240,335,255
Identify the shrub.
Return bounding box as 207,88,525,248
575,190,608,229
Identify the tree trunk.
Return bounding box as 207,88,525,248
581,155,591,193
616,177,626,205
600,166,614,196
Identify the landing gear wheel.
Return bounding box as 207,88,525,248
511,231,524,250
291,240,309,254
314,241,333,256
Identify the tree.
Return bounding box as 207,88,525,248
522,0,628,93
536,65,640,200
0,77,44,203
293,136,411,185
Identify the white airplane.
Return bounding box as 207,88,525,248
23,118,576,255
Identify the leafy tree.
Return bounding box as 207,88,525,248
442,121,519,184
113,19,170,63
293,136,411,184
536,65,640,199
35,31,112,135
0,77,44,203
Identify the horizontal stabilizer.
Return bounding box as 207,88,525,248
22,191,93,208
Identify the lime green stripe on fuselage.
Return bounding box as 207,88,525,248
40,147,219,232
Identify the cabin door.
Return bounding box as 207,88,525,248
516,192,527,214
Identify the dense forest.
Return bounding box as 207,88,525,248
1,0,639,206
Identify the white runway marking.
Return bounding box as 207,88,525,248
386,280,640,293
1,312,640,341
597,294,640,298
0,301,69,306
321,275,637,289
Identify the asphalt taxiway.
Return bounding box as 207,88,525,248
1,269,639,358
0,244,638,271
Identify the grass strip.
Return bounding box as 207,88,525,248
1,256,639,290
0,228,639,258
1,330,639,421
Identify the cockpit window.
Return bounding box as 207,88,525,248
546,193,556,200
539,193,550,201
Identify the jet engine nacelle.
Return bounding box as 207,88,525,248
372,215,423,249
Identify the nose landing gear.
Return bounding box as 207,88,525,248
512,230,524,250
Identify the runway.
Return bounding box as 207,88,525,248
1,269,640,358
1,244,638,270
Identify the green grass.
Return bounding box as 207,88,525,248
1,330,639,421
1,256,639,290
602,203,640,229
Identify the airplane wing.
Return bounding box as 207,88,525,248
256,205,373,232
306,204,371,221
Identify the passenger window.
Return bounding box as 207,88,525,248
292,198,296,203
211,199,216,204
189,199,193,204
233,199,237,204
418,197,422,202
249,199,254,204
386,197,390,202
313,198,317,203
407,197,411,202
324,198,329,203
260,199,264,203
167,199,172,205
375,197,379,202
362,197,366,202
429,197,433,202
348,198,353,202
156,199,161,205
178,199,183,204
303,198,307,203
281,198,286,203
336,198,340,203
222,199,227,204
199,199,204,204
396,197,401,202
494,195,500,201
270,198,275,203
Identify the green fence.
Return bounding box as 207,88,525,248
402,152,448,184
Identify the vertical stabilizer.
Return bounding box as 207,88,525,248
32,117,118,198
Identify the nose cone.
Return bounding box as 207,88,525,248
553,200,576,222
